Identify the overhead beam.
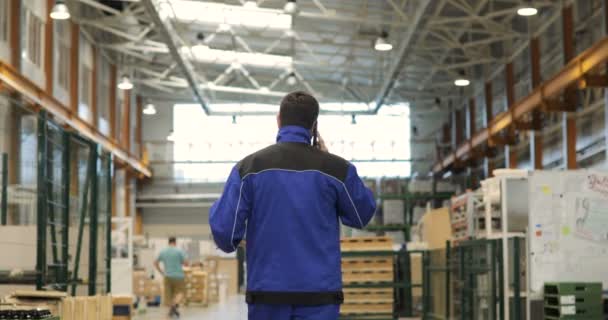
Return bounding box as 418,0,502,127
432,37,608,173
373,1,431,112
141,0,211,114
0,61,151,177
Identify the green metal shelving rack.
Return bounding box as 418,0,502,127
32,111,112,296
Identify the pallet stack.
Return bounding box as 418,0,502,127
185,269,209,305
340,236,394,317
544,282,603,319
61,295,113,320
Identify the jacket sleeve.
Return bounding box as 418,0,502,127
209,165,251,253
337,164,376,229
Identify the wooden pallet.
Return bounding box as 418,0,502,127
342,269,393,283
340,302,393,315
340,236,393,252
341,257,394,271
344,288,394,304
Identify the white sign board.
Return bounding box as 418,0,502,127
528,171,608,293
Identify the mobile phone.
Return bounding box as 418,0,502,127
312,122,319,148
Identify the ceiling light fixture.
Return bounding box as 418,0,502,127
143,104,157,115
167,130,175,142
284,0,297,14
232,115,237,124
159,0,292,31
517,7,538,16
374,32,393,52
454,79,470,87
117,75,134,90
454,70,470,87
351,114,357,125
50,0,71,20
287,72,297,86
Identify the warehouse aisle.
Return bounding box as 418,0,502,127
135,295,248,320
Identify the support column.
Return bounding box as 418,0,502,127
603,0,608,167
529,37,544,169
9,0,21,68
562,5,577,169
136,96,143,158
468,98,476,138
44,0,54,93
484,82,495,177
109,65,117,142
69,22,80,114
468,98,477,188
504,62,517,168
121,91,131,151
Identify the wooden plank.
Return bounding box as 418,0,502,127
341,258,394,271
340,236,393,252
344,288,394,304
340,302,393,315
342,270,393,283
13,290,67,299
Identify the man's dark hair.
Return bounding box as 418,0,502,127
168,236,176,244
279,91,319,129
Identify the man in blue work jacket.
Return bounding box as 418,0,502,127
209,91,376,320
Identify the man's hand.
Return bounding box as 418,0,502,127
317,133,328,152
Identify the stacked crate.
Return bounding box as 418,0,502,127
450,194,469,245
340,236,394,317
544,283,603,319
186,271,209,305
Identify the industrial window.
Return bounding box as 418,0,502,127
25,10,43,68
98,59,111,134
55,21,70,91
80,66,92,108
0,1,8,43
57,43,69,90
171,104,411,182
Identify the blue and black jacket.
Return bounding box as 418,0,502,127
209,125,376,305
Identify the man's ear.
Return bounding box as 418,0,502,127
276,114,281,128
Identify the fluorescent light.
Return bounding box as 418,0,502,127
183,46,293,69
159,0,292,31
143,104,157,115
284,0,297,14
286,73,297,86
167,130,175,142
50,1,70,20
374,36,393,52
517,7,538,16
454,79,470,87
117,75,134,90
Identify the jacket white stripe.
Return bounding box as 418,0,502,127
230,181,245,251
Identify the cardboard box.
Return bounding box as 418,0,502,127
417,207,452,250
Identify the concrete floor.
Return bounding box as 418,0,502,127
134,295,248,320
